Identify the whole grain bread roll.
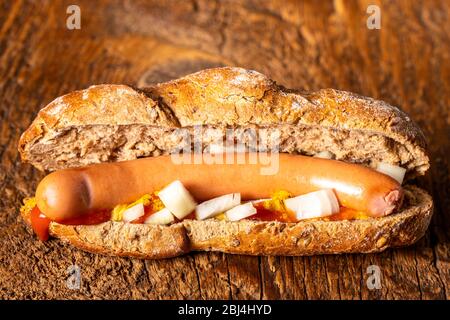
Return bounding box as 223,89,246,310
18,67,433,258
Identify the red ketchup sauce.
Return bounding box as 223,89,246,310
30,206,111,241
183,212,196,220
30,206,52,241
131,205,154,224
130,193,163,223
58,209,112,225
248,203,297,222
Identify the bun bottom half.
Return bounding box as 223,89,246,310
21,185,432,259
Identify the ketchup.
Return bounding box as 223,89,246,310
30,206,51,241
58,209,111,225
248,203,297,223
29,206,112,241
183,212,196,220
131,205,154,224
130,194,164,223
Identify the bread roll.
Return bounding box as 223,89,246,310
18,67,433,258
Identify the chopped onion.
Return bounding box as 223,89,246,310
314,151,334,159
122,203,145,222
195,193,241,220
284,189,340,220
283,197,298,213
376,162,406,184
225,202,257,221
251,198,270,204
158,180,197,219
144,208,175,225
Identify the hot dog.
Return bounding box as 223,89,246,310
35,153,402,221
17,67,433,258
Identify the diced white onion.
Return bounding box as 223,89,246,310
283,197,300,213
251,198,270,204
144,208,175,225
314,151,334,159
376,162,406,184
284,189,340,220
122,203,145,222
195,193,241,220
225,202,257,221
158,180,197,219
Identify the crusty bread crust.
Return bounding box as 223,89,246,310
18,67,429,176
20,207,190,259
20,186,432,258
49,223,190,259
185,186,432,255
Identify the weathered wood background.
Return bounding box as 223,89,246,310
0,0,449,299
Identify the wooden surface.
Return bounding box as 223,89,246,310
0,0,449,299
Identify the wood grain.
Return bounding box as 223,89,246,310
0,0,448,299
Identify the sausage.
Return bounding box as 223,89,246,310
35,153,403,221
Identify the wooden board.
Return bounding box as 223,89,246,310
0,0,448,299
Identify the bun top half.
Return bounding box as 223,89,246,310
18,67,429,177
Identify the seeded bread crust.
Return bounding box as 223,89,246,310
20,186,432,258
185,186,432,255
18,67,429,176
